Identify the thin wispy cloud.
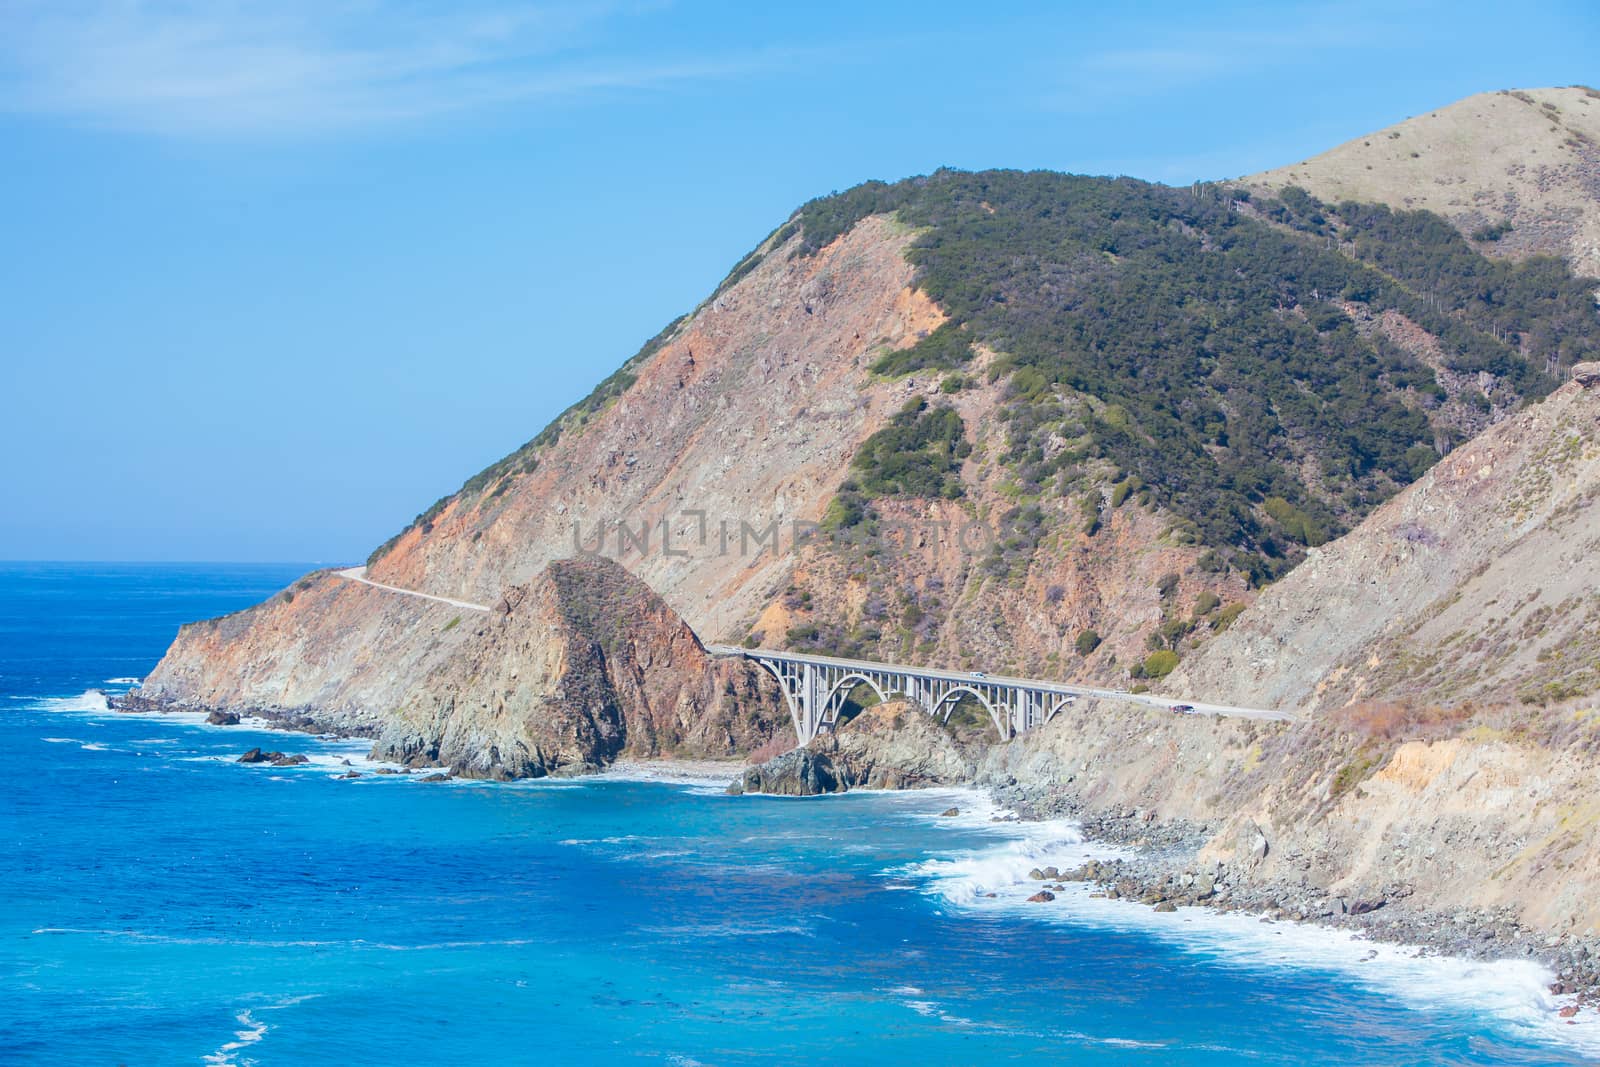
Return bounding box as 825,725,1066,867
0,1,781,135
1044,9,1393,111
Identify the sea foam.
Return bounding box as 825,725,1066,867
38,689,111,714
904,806,1600,1056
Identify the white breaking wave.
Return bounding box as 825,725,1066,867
202,1010,267,1067
903,807,1600,1057
37,689,110,714
104,676,141,685
39,735,113,752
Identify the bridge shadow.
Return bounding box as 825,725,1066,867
830,682,1002,745
831,681,881,728
938,693,1005,745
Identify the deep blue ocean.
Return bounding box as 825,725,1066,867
2,562,1596,1065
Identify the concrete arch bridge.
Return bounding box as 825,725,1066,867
705,645,1292,745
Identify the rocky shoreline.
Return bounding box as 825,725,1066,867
109,686,1600,1015
988,780,1600,1015
109,691,378,740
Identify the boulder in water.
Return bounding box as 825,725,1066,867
735,749,844,796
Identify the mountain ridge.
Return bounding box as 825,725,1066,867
133,87,1600,750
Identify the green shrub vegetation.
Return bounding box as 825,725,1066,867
1110,476,1141,508
871,322,975,376
1080,492,1103,536
1263,496,1327,547
1075,629,1102,656
820,489,868,532
847,398,970,500
1471,221,1513,243
1155,616,1193,649
1331,749,1384,796
1195,591,1221,616
1141,649,1180,678
793,171,1596,581
1212,602,1247,631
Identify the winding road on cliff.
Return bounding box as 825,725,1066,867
331,566,1294,724
334,566,495,613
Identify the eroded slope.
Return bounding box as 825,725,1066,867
1173,374,1600,712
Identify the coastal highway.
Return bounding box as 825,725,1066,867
328,567,1292,723
333,566,494,613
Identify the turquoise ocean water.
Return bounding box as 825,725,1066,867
1,562,1595,1065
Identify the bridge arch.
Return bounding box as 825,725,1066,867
1044,696,1076,725
752,657,806,743
930,685,1009,740
820,672,894,722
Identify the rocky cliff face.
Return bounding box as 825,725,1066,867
373,558,787,777
1171,373,1600,713
975,698,1600,976
956,367,1600,954
132,568,474,735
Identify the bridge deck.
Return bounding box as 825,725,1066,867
705,644,1294,726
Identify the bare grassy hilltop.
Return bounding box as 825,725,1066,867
1250,86,1600,278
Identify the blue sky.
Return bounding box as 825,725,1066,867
1,0,1595,561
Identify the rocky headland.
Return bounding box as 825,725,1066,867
123,557,789,779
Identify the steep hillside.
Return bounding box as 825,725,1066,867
133,122,1600,747
366,212,939,636
1250,86,1600,278
1172,367,1600,714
